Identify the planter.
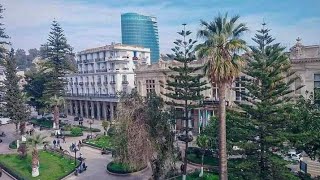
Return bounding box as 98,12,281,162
106,161,148,176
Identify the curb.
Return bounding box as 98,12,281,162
106,164,149,176
2,169,18,180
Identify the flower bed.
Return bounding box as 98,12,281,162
0,150,78,180
106,161,147,175
83,135,113,150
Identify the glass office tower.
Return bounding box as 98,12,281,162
121,13,159,63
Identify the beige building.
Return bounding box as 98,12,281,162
135,39,320,133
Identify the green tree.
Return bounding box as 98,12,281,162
14,49,27,70
41,20,74,129
27,134,47,177
161,24,208,180
233,24,299,179
145,93,176,180
47,95,65,129
3,49,30,134
0,4,9,59
196,13,248,180
196,134,210,177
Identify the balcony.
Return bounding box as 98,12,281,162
122,81,129,85
91,82,95,86
77,60,83,64
73,82,78,85
103,82,108,86
69,82,73,85
65,93,120,99
79,82,84,86
83,70,88,73
83,60,89,63
110,81,116,85
97,82,102,86
88,70,95,73
96,69,108,73
95,58,105,62
85,82,89,86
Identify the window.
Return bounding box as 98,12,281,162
235,76,245,101
314,74,320,89
146,79,155,94
87,88,89,94
104,76,108,83
112,87,116,94
212,82,218,100
111,75,115,82
111,63,115,70
86,77,89,82
106,88,108,94
122,75,127,82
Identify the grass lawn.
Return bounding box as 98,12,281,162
0,151,77,180
187,153,218,166
85,135,112,149
173,171,219,180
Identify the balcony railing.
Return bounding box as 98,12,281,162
65,93,120,99
88,70,95,73
79,82,84,86
83,60,89,63
96,69,107,73
110,81,116,85
85,82,89,86
91,82,95,86
69,82,73,85
97,82,102,86
122,81,129,84
77,60,83,64
73,82,78,85
103,82,108,85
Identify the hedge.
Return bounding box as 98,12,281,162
9,140,17,149
106,161,146,174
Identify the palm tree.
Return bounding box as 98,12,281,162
196,134,210,177
48,95,65,130
196,13,248,180
27,134,47,177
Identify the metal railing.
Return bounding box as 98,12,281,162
65,93,119,98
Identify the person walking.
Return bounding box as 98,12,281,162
57,139,60,147
53,139,56,148
62,136,66,143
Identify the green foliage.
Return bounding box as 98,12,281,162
70,127,83,136
9,140,17,149
0,4,10,59
85,135,113,149
173,171,219,180
0,151,76,180
31,118,53,128
2,49,30,134
231,24,298,179
107,161,145,174
101,120,109,131
107,125,116,136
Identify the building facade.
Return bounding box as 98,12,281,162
121,12,159,64
135,39,320,133
65,43,150,120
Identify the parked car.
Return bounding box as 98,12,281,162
287,149,301,161
59,113,67,118
74,116,84,121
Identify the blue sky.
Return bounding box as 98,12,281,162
2,0,320,54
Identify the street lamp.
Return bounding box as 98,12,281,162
71,143,80,167
87,119,94,139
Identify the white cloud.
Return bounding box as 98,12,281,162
1,0,320,55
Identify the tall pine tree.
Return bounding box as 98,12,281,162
161,24,208,180
232,23,299,179
0,4,9,59
41,20,74,129
3,49,29,134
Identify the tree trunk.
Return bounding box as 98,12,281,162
218,82,228,180
32,148,39,177
199,154,204,177
53,105,59,129
183,100,188,180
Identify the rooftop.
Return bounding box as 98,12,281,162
78,43,150,55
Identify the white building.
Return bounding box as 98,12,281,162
65,43,151,120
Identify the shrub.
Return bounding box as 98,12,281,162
9,140,17,149
107,161,145,174
107,126,116,137
71,127,83,136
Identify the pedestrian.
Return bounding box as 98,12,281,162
57,139,60,147
53,139,56,148
60,146,63,151
62,136,66,143
0,166,2,177
180,163,184,173
79,140,82,146
77,142,81,150
79,153,83,161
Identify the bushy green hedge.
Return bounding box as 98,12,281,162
9,140,17,149
71,127,83,136
107,161,145,174
61,124,101,132
30,118,53,128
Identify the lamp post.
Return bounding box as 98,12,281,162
71,143,79,167
87,119,94,139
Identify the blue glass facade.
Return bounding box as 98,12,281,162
121,13,159,64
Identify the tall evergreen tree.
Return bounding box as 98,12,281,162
161,24,208,180
233,23,299,179
3,49,29,134
0,4,9,59
41,20,74,129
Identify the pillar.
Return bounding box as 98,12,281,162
80,101,84,117
85,101,89,118
90,101,94,119
97,101,101,120
69,100,73,115
75,101,79,117
102,102,107,120
110,102,114,121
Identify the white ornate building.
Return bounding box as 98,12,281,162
135,39,320,133
65,43,150,120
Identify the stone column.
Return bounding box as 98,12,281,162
90,101,94,119
69,100,73,115
97,101,101,120
110,102,114,121
75,100,79,117
102,102,107,120
85,101,89,118
80,101,84,117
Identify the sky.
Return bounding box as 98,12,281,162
1,0,320,54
